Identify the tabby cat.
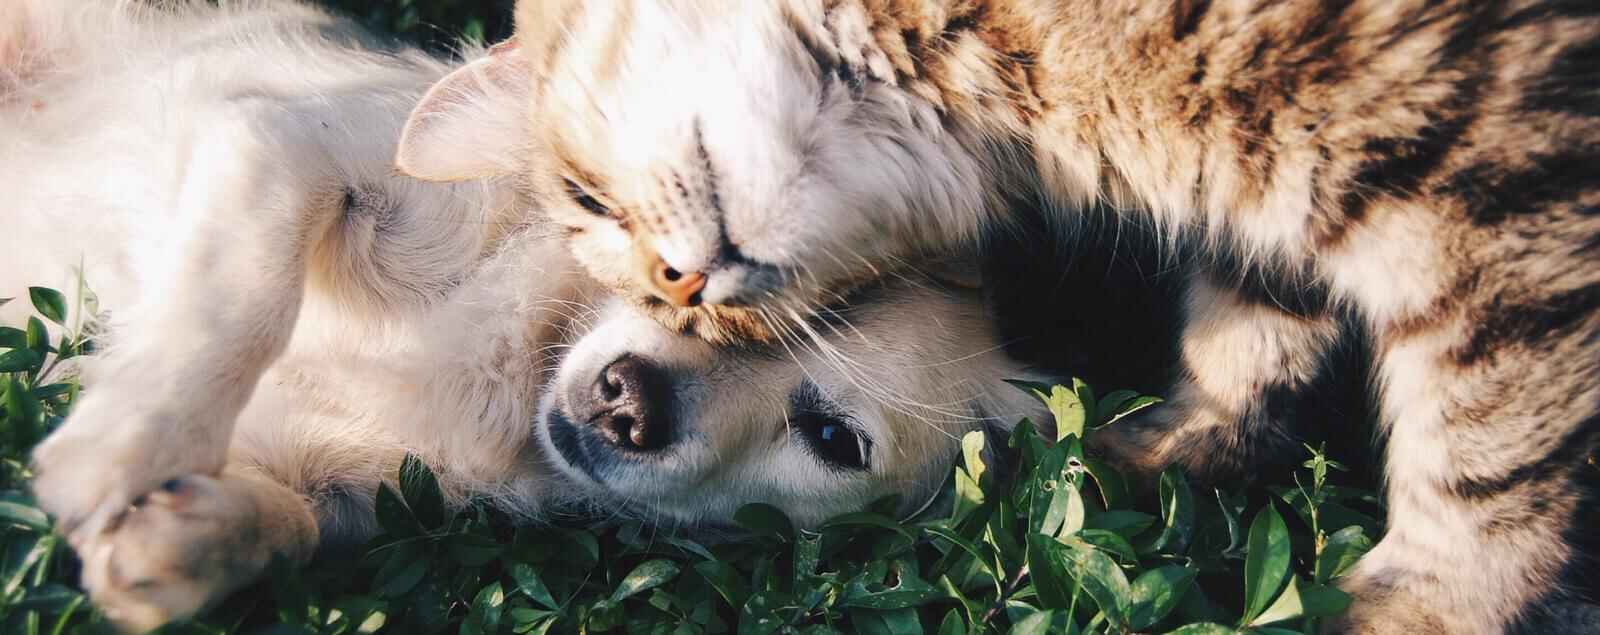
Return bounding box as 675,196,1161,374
396,1,1600,632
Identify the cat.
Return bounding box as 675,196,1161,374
395,1,1600,632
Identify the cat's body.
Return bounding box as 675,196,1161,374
399,1,1600,631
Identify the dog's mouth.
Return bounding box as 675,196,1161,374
542,408,607,487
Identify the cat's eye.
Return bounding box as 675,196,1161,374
563,178,613,218
789,383,870,471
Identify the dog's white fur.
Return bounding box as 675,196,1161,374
4,2,1050,630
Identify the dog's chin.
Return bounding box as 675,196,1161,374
536,406,606,489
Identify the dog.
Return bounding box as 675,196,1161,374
4,2,1054,630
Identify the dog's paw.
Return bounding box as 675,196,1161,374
75,474,267,634
29,392,231,539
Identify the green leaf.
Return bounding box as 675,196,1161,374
27,289,66,326
937,608,965,635
612,559,680,601
1163,623,1237,635
734,503,794,540
793,530,821,588
1140,467,1195,555
1061,543,1131,628
586,598,623,631
923,524,996,581
1029,533,1080,610
961,429,987,485
819,512,915,541
1086,510,1155,538
1315,526,1374,584
508,563,558,610
1215,488,1249,558
6,376,44,447
1027,533,1130,626
1006,609,1076,635
25,317,49,354
1128,566,1197,630
849,607,923,635
1300,583,1353,618
1073,529,1139,564
1250,578,1352,628
952,467,985,524
1094,390,1139,426
1080,457,1130,510
1103,396,1162,427
1241,504,1292,625
466,582,506,635
738,591,785,635
0,349,41,373
449,532,503,566
372,482,418,537
397,454,445,530
1049,384,1086,441
0,501,49,532
693,560,749,608
0,327,24,350
509,608,557,635
373,551,426,598
1005,381,1086,440
842,562,944,610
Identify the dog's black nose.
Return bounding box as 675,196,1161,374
587,354,674,452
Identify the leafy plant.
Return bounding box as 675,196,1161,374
0,284,1383,633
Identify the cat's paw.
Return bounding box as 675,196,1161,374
29,392,231,540
74,474,267,634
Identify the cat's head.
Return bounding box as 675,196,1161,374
534,272,1052,527
395,0,1006,344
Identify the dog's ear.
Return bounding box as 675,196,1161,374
395,38,530,182
923,255,984,291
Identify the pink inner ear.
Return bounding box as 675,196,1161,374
487,35,520,57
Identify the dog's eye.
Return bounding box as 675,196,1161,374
790,382,869,471
795,411,869,471
563,178,613,218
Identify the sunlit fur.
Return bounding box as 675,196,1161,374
5,2,1053,631
391,1,1600,631
537,281,1048,529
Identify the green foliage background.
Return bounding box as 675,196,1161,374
312,0,515,52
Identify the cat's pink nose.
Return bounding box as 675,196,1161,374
638,249,706,307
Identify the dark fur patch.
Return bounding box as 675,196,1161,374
1171,0,1213,42
1453,282,1600,366
1334,94,1478,230
1452,412,1600,501
1521,38,1600,118
1443,146,1600,226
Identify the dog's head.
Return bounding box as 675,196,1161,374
395,1,1015,345
534,274,1052,528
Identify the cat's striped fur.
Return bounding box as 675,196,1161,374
396,0,1600,632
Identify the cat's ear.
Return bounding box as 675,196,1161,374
395,38,530,182
513,0,586,60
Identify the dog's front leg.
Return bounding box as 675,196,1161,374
75,465,320,633
30,112,334,542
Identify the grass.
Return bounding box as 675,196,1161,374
0,283,1386,634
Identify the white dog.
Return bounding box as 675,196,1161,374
3,2,1051,630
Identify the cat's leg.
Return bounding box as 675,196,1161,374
1093,273,1343,483
1325,300,1599,634
29,111,340,540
